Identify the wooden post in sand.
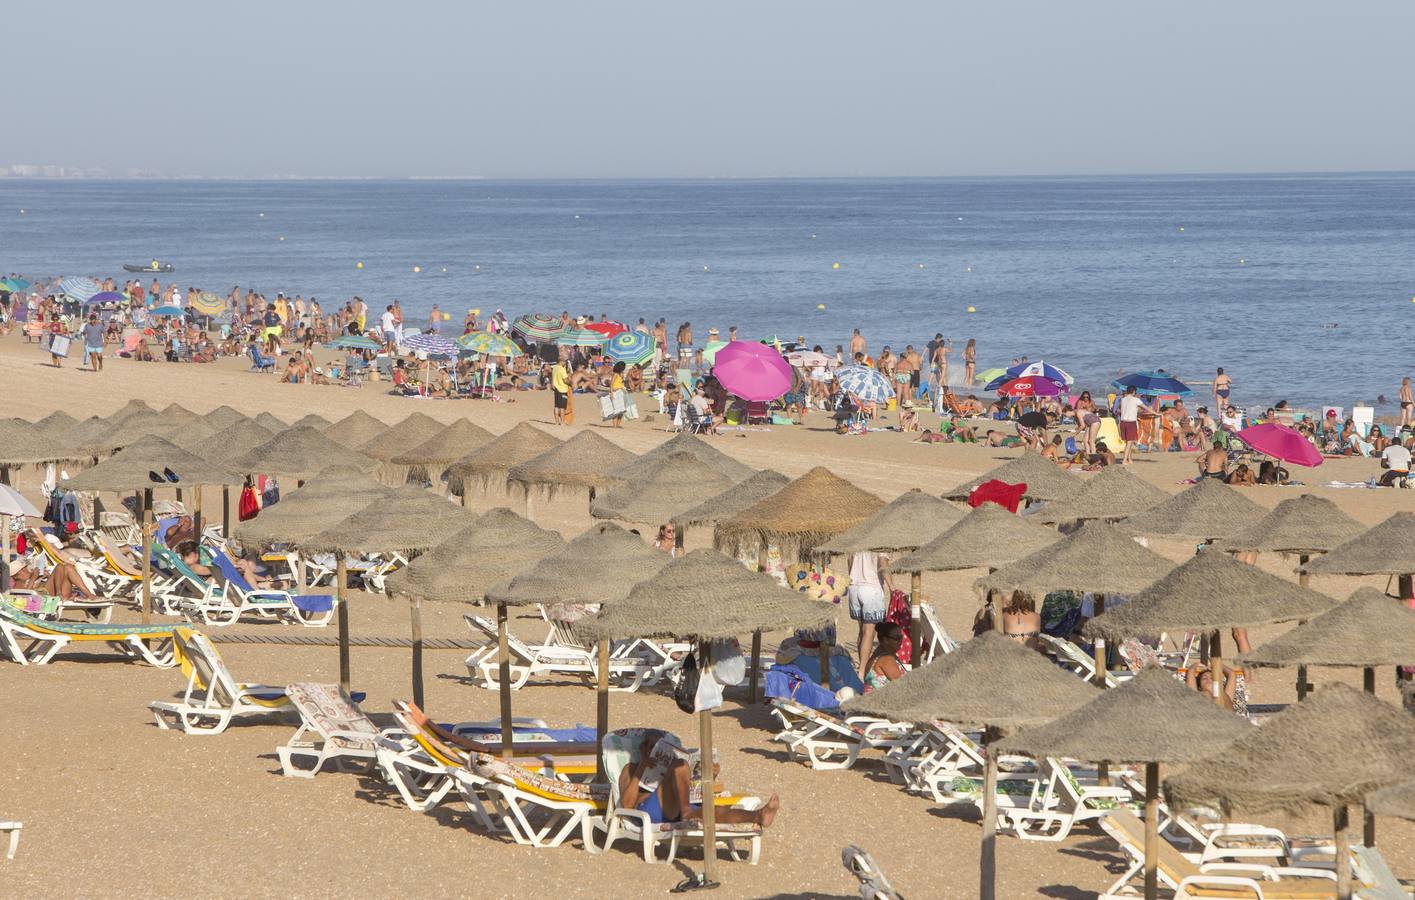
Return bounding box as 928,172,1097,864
498,601,514,759
1334,805,1353,900
979,725,1000,900
1143,762,1161,900
140,509,153,625
596,639,610,781
222,485,231,538
336,558,350,693
697,639,719,889
1208,631,1224,707
1296,554,1312,700
1091,594,1108,686
749,542,767,703
410,595,424,709
192,486,202,544
909,571,922,664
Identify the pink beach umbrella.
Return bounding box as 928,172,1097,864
712,340,793,402
1237,422,1323,467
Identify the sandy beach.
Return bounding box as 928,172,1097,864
2,330,1412,899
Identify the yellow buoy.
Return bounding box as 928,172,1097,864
967,306,976,313
356,261,363,269
832,262,841,270
817,304,826,310
471,308,481,315
413,266,421,273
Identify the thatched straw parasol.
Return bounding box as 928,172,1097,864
976,520,1175,599
995,667,1253,900
233,466,395,550
1217,494,1365,556
817,489,965,556
289,413,332,431
444,422,561,498
202,405,248,430
139,417,217,454
610,431,755,484
891,505,1061,574
581,547,836,889
1030,465,1171,524
384,507,565,708
1239,587,1415,682
506,429,636,503
113,399,155,421
64,435,241,493
64,416,112,454
387,418,496,484
323,409,388,448
0,419,84,473
78,410,161,456
671,469,789,529
357,412,446,462
590,451,736,528
1302,512,1415,579
160,403,201,424
34,410,77,436
942,452,1083,504
227,426,378,480
1164,684,1415,899
714,466,884,560
1119,478,1267,541
191,420,276,465
1367,781,1415,822
843,631,1100,900
251,412,287,432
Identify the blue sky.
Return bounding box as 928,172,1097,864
8,1,1414,177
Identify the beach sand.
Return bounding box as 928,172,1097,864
2,332,1412,899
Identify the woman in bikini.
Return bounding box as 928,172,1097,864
1212,367,1232,411
1401,377,1413,428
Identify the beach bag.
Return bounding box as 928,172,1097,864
885,589,914,665
673,652,701,714
48,334,71,358
238,485,260,522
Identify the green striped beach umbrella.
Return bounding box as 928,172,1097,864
511,313,565,342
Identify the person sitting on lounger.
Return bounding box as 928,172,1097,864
861,623,906,691
12,536,99,601
618,733,779,828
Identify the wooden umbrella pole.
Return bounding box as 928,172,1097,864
1092,594,1108,686
1209,631,1224,707
909,572,923,663
1333,804,1353,900
980,725,1000,900
1,515,10,593
336,558,350,693
410,596,424,709
140,509,153,625
222,485,231,537
1143,762,1160,900
498,602,514,759
524,490,534,522
596,639,610,782
697,638,719,888
989,587,1003,634
192,486,202,543
748,543,766,702
1297,554,1311,699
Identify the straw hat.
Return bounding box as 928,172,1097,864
227,426,379,479
444,422,562,497
1301,512,1415,576
506,430,637,496
385,507,565,603
233,466,395,549
296,485,478,555
1030,465,1171,524
358,412,447,462
591,451,737,526
485,522,670,607
64,434,241,492
671,469,790,529
1164,684,1415,815
611,432,755,484
190,420,276,465
714,466,885,559
995,667,1249,764
816,488,966,556
323,409,389,448
578,548,836,642
1119,478,1267,541
975,520,1176,598
942,453,1083,503
1217,494,1365,555
1238,587,1415,669
890,505,1060,574
388,419,496,484
841,631,1100,729
1084,548,1338,641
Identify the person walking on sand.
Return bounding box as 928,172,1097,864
1401,377,1413,428
82,313,105,372
1118,385,1144,465
1213,367,1232,411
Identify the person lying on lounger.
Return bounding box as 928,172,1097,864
10,555,98,601
617,734,779,828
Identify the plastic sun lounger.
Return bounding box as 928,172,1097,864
462,752,608,849
150,630,292,735
768,698,918,771
1038,633,1126,688
276,683,382,778
147,543,224,617
0,605,184,667
916,603,958,665
463,614,654,692
884,722,1038,801
28,532,118,620
207,549,334,627
0,820,18,860
984,757,1141,842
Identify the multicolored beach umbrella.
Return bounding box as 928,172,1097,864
458,331,524,357
700,340,730,366
1,277,31,292
325,335,383,351
189,291,226,316
403,332,459,356
512,313,566,342
986,359,1073,390
554,326,608,349
834,365,895,404
60,276,101,303
605,330,655,365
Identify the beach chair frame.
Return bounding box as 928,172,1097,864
768,698,916,771
276,683,382,778
150,631,291,734
0,607,179,667
463,614,653,692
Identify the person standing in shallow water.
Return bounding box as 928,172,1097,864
1213,367,1232,411
1400,377,1413,428
963,338,976,387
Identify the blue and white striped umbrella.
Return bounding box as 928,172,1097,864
59,276,101,303
605,330,655,365
833,365,895,404
403,332,458,357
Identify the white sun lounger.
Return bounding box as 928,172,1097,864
150,631,292,734
1,820,18,860
769,698,917,771
0,605,180,667
276,683,382,778
463,614,654,692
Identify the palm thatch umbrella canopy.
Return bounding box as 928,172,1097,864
1119,478,1267,541
506,430,636,497
1217,494,1365,555
485,522,670,608
64,435,241,492
816,489,965,556
590,451,736,526
289,413,332,431
323,409,388,448
975,520,1176,598
0,418,82,468
843,631,1100,900
1238,587,1415,671
113,399,155,421
34,410,77,436
233,466,396,549
1030,465,1172,524
78,410,161,456
160,403,200,424
191,420,276,465
444,422,562,497
671,469,790,530
296,485,477,556
388,418,496,483
251,412,287,432
227,426,378,480
942,452,1083,504
610,431,755,484
1302,512,1415,577
357,412,446,462
1083,549,1338,642
385,507,565,604
202,405,248,430
891,505,1061,574
714,466,885,559
141,417,218,454
64,416,111,454
1367,781,1415,821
